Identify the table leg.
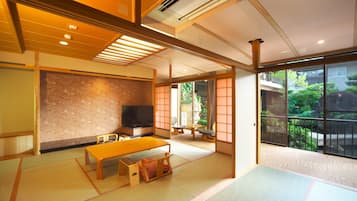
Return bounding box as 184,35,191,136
173,128,178,135
191,128,195,140
96,160,103,180
85,150,89,165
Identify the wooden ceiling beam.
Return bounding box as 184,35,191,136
10,0,253,72
193,24,252,60
134,0,141,25
248,0,299,57
175,0,240,34
3,0,25,52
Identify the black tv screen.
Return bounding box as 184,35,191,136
122,105,153,127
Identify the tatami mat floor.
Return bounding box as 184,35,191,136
0,137,230,201
2,139,357,201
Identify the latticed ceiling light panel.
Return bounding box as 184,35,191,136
94,35,165,65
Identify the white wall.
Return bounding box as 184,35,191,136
235,68,257,175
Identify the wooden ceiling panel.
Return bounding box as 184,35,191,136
16,4,118,60
18,5,117,39
75,0,163,22
0,31,17,41
22,23,108,51
75,0,134,21
24,39,99,58
20,20,114,43
0,0,22,52
0,21,12,34
22,27,108,51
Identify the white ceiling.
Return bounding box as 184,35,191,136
134,48,229,81
143,0,357,80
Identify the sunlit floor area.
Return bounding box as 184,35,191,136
0,138,230,201
209,165,357,201
170,130,215,152
260,143,357,189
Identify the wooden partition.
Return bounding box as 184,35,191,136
216,77,233,154
154,85,171,138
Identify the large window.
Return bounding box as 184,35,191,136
260,60,357,158
326,61,357,157
260,70,287,145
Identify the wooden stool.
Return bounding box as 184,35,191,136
118,158,139,187
96,133,118,144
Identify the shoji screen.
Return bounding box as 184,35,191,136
155,86,170,132
216,78,233,143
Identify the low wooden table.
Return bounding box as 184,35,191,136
172,125,185,135
85,137,171,179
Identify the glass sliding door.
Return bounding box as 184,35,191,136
326,61,357,158
260,71,288,146
287,66,324,152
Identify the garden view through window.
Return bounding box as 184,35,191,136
260,61,357,158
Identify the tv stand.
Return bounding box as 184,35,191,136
119,126,153,137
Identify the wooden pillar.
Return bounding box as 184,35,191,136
152,69,157,135
249,38,263,164
134,0,141,25
33,51,40,155
248,38,264,69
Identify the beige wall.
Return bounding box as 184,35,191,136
0,68,34,157
0,68,34,133
40,71,152,149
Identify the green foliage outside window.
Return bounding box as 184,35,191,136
346,73,357,94
181,83,192,104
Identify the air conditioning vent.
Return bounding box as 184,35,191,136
159,0,179,12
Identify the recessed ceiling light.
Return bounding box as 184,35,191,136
64,34,72,40
94,35,165,65
317,40,325,44
59,41,68,46
183,69,187,72
280,50,288,54
68,24,78,30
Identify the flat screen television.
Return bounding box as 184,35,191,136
122,105,153,128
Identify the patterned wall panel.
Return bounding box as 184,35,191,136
40,71,152,143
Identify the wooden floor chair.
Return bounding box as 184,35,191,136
137,152,172,182
96,133,118,144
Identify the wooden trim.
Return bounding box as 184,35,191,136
231,67,236,178
171,71,235,83
169,64,172,83
248,0,299,57
261,47,357,67
152,69,157,135
2,0,25,53
9,158,22,201
0,62,33,70
175,0,240,33
353,1,357,46
255,73,261,164
0,131,33,138
258,53,357,73
134,0,141,25
33,51,40,155
39,66,152,81
193,24,251,60
10,0,251,71
0,150,32,161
